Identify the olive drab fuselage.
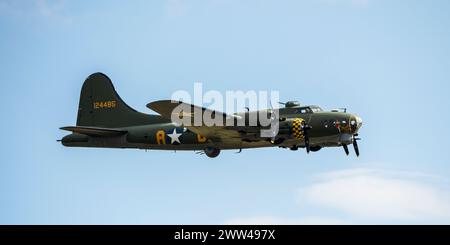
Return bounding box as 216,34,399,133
60,73,363,157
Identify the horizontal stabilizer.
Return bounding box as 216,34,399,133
60,126,127,137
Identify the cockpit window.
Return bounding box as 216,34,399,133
295,108,309,114
296,106,322,114
310,106,323,113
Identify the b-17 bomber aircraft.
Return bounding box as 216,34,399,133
60,73,363,158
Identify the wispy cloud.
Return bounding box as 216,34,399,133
0,0,71,23
35,0,67,18
165,0,187,17
225,167,450,224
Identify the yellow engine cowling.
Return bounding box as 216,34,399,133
278,118,306,139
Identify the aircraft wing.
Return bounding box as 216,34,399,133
60,126,127,137
147,100,247,141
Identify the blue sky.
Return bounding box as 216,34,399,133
1,0,450,224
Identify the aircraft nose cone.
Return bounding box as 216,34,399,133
354,115,363,131
350,115,363,133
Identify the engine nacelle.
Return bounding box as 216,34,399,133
277,118,306,140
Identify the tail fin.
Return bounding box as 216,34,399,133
76,73,165,128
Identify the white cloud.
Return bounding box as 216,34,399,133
224,167,450,224
300,168,450,222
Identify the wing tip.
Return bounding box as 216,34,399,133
146,100,182,110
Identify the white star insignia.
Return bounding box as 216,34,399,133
168,128,182,144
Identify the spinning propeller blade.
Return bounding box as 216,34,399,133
353,133,360,157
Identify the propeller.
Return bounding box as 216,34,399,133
268,100,280,142
301,120,312,154
343,144,349,155
342,134,361,156
353,133,361,157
